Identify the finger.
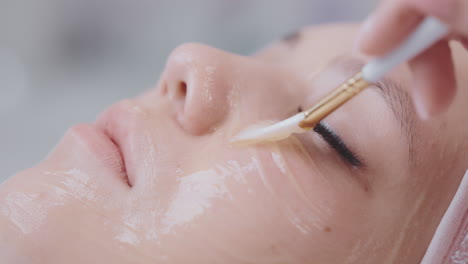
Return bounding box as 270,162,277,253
412,0,468,35
462,38,468,50
409,40,456,119
356,0,459,56
356,0,423,56
452,0,468,35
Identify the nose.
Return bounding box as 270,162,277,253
161,43,233,135
160,42,305,136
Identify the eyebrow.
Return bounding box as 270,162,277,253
281,30,302,47
336,56,416,160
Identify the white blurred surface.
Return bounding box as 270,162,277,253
0,0,376,182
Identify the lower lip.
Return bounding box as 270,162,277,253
68,124,130,186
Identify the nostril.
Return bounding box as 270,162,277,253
169,81,188,114
176,81,187,98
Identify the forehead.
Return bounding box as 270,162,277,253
290,24,362,65
284,24,413,84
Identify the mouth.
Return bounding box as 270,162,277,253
95,100,145,188
67,124,131,187
97,126,132,187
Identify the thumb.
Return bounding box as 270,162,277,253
405,0,468,36
452,0,468,36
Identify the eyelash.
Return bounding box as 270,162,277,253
297,106,363,168
313,123,363,167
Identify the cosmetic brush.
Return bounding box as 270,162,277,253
231,16,449,145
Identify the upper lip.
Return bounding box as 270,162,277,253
95,100,142,187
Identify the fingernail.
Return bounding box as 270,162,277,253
412,89,430,120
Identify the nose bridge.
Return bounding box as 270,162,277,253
231,61,306,124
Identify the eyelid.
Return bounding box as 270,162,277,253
312,122,364,168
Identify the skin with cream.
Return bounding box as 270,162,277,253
0,23,467,263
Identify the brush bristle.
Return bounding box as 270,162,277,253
230,113,305,146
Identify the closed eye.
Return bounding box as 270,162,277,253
296,105,363,168
313,122,363,168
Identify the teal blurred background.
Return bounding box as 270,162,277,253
0,0,377,181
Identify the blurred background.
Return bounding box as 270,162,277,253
0,0,376,182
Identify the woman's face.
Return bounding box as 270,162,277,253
1,24,467,264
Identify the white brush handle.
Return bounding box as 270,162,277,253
362,16,449,83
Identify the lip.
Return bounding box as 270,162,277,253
95,100,145,188
67,123,129,186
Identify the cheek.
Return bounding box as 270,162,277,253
251,139,378,259
253,141,342,232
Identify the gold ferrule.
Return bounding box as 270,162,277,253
299,72,370,129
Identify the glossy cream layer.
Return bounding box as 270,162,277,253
0,24,467,264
